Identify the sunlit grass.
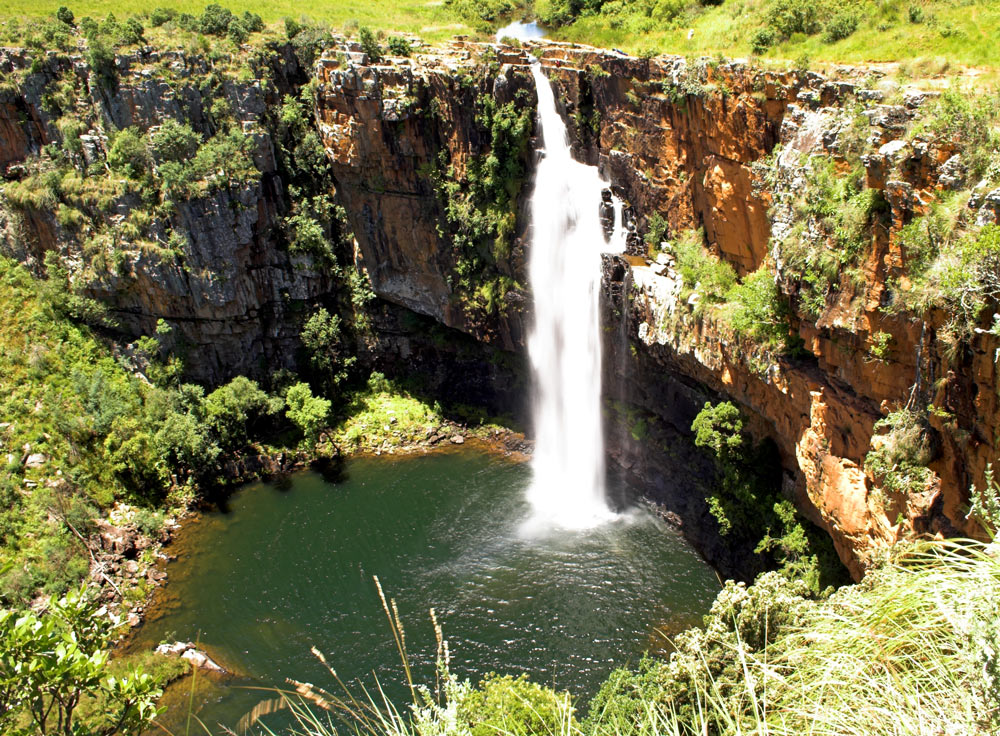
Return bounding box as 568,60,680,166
0,0,475,42
229,539,998,736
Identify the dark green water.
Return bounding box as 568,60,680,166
134,447,720,733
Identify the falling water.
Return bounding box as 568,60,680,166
523,60,625,532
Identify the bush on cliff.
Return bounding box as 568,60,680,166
431,87,534,319
692,400,843,593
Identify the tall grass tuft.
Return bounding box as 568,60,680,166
234,540,997,736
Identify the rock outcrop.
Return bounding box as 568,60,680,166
0,44,337,384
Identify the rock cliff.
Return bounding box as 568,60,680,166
1,36,994,580
317,39,994,579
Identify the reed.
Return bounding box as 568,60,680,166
231,540,998,736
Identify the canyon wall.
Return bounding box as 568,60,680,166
316,40,994,578
2,37,995,579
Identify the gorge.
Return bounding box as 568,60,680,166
0,6,998,735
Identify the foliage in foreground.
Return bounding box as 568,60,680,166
0,587,164,735
239,539,998,736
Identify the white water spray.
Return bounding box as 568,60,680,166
523,60,625,532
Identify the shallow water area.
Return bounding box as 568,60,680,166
133,448,719,734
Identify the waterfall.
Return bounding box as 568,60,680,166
523,60,625,532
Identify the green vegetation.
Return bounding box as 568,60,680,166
777,154,886,319
0,1,475,45
969,463,1000,535
692,400,843,593
430,84,535,319
667,228,737,307
865,407,936,496
0,588,164,735
724,267,792,349
6,0,1000,71
285,382,332,445
535,0,1000,68
0,255,351,604
328,372,510,454
654,229,799,355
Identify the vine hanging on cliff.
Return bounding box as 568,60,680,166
428,82,535,322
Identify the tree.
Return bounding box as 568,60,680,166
203,376,281,448
301,307,354,386
359,27,382,63
692,400,745,460
56,6,75,26
150,119,200,164
199,3,234,36
285,382,330,443
0,588,162,735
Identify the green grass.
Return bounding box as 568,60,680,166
546,0,1000,69
7,0,1000,69
329,373,512,454
0,0,475,42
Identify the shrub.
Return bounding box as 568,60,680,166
865,330,892,362
750,27,777,54
460,674,574,736
725,267,792,349
149,7,177,27
824,10,858,42
285,382,331,443
643,212,669,249
227,17,249,45
765,0,823,39
865,408,936,495
56,6,75,26
150,119,200,163
387,36,411,56
199,3,234,36
119,17,144,45
301,307,353,386
242,11,264,33
359,26,382,63
107,127,151,178
672,229,737,305
284,17,303,39
203,376,281,448
968,463,1000,535
86,35,117,91
0,589,163,735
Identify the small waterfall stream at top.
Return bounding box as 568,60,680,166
522,58,626,532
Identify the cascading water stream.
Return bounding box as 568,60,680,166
523,59,625,532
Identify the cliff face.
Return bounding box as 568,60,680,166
314,42,537,349
1,37,994,579
0,44,336,384
319,40,994,579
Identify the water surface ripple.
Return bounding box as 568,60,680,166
134,449,719,732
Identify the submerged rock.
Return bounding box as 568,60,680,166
155,641,226,673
